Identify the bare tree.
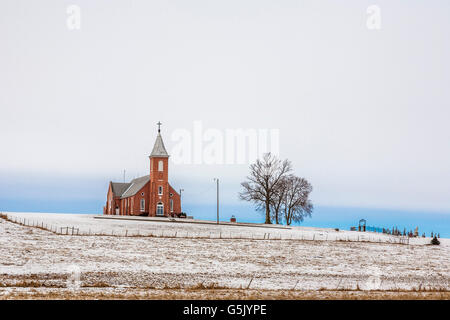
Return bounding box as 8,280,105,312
239,153,292,224
269,176,289,224
282,176,313,225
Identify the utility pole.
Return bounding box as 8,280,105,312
179,188,184,211
214,178,219,224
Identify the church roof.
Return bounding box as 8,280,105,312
120,175,150,199
111,182,131,197
150,133,169,157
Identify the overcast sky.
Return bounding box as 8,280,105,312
1,0,449,213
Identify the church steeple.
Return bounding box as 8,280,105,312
149,122,170,217
150,122,169,158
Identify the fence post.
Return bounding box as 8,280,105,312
247,277,254,289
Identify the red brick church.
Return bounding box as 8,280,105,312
103,123,182,217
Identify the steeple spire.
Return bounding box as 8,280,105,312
150,122,169,157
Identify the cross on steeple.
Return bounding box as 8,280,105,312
157,121,162,133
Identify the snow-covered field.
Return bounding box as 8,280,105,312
2,211,442,244
0,212,449,299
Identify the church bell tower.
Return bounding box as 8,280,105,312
149,122,170,216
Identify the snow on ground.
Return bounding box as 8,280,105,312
0,212,449,298
3,211,444,245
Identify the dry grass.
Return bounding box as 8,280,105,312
1,288,449,300
1,279,448,300
0,281,64,288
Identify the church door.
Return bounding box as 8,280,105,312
156,202,164,216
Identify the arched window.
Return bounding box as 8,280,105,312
156,202,164,216
170,199,173,212
158,186,163,195
158,160,163,172
140,199,145,212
